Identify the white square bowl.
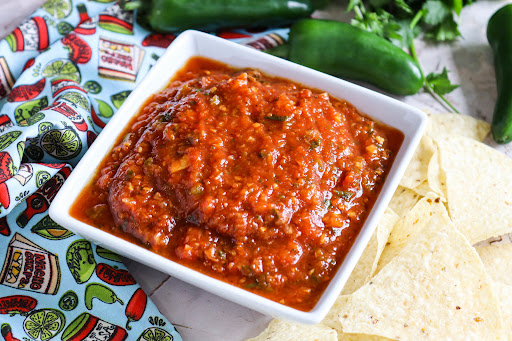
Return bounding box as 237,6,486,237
50,30,426,324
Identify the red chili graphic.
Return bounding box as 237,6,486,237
23,58,35,71
142,33,176,48
0,182,10,209
87,130,97,148
91,106,106,128
125,288,147,330
1,323,21,341
35,163,66,169
217,31,252,39
0,216,10,236
0,295,37,315
7,78,45,102
0,152,14,182
95,263,136,286
61,33,92,64
16,166,71,227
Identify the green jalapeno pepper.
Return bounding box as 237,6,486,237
121,0,315,33
268,19,423,96
84,283,124,310
487,4,512,144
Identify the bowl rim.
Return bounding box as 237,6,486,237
50,29,426,324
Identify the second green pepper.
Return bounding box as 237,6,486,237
269,19,424,96
487,4,512,144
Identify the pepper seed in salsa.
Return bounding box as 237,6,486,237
71,57,403,311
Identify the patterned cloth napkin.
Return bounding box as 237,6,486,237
0,1,288,340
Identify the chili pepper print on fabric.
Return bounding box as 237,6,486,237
0,1,289,340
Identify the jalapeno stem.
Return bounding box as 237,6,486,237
409,43,460,113
409,11,460,113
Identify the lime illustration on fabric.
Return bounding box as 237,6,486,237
0,1,290,340
58,291,79,311
23,308,65,341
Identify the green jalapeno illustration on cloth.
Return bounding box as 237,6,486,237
84,283,124,310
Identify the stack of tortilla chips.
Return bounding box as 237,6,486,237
248,113,512,340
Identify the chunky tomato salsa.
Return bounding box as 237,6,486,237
71,57,403,311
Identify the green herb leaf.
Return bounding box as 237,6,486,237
422,0,452,26
393,0,413,14
347,0,363,12
310,138,321,149
426,17,461,41
387,19,420,49
449,0,464,15
334,190,355,200
426,67,460,95
265,114,289,122
351,9,393,38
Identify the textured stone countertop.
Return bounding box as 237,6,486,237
1,0,510,340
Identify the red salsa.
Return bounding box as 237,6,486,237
71,57,403,311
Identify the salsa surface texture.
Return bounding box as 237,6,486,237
71,57,403,311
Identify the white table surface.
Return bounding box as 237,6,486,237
1,0,511,339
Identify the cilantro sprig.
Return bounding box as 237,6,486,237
348,0,467,112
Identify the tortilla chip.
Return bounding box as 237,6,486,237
341,209,398,295
388,186,421,218
321,295,394,341
247,319,337,341
376,192,447,273
399,135,436,190
493,281,512,332
408,181,442,201
322,295,350,332
437,135,512,244
426,148,447,201
476,243,512,286
427,113,490,141
339,213,504,339
338,334,394,341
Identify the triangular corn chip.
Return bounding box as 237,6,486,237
247,319,337,341
342,209,398,295
437,135,512,244
376,192,446,273
476,243,512,286
427,113,490,141
339,213,504,339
